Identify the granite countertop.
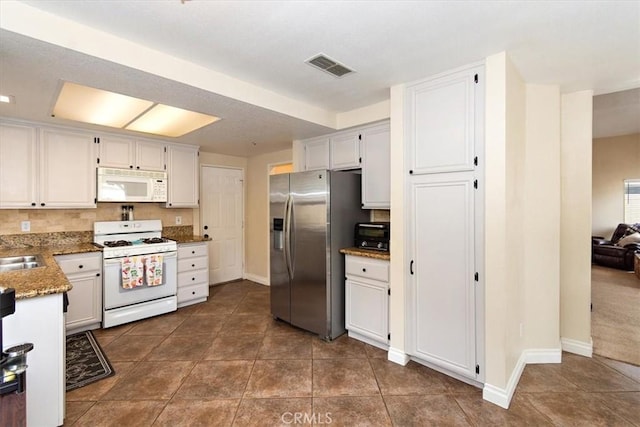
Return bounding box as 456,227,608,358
340,247,391,261
0,243,101,300
170,235,212,244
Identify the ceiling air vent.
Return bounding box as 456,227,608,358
306,54,354,78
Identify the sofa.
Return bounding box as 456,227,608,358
592,223,640,270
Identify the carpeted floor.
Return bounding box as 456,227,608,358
591,265,640,366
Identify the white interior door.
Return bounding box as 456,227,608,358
201,166,244,284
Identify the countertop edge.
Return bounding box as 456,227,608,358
0,243,102,300
340,247,391,261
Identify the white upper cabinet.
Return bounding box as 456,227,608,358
406,69,477,175
40,128,97,208
330,132,360,170
304,137,330,171
361,122,390,209
135,140,166,171
0,122,38,208
166,144,199,208
99,136,165,171
0,122,97,209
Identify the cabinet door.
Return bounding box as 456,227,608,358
304,138,329,171
135,140,166,171
66,273,102,331
330,132,360,170
408,173,476,379
166,144,199,207
98,136,135,169
40,128,97,208
0,123,38,208
361,123,390,209
406,67,479,175
346,278,388,343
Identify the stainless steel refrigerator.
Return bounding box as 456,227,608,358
270,170,369,340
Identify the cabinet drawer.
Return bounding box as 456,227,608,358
56,253,101,275
177,283,209,303
345,256,389,282
178,257,208,272
178,269,209,287
178,244,208,259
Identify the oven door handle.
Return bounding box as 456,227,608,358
104,251,177,265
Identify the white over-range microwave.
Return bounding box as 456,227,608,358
97,167,168,202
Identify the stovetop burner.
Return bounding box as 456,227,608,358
141,237,167,244
103,240,133,247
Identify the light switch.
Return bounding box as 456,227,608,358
21,221,30,232
175,216,182,225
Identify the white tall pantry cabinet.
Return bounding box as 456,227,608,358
404,63,484,382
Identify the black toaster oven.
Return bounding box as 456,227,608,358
354,222,390,251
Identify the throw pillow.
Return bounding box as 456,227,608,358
617,232,640,247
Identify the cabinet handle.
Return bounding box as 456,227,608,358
40,203,45,206
192,291,196,295
31,202,36,206
79,265,83,269
410,260,414,275
203,234,209,238
192,251,195,254
192,264,195,267
129,165,133,169
96,273,100,277
362,268,366,272
136,166,140,169
192,277,195,281
204,225,208,230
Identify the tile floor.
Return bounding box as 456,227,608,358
65,280,640,426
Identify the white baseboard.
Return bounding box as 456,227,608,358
483,351,526,409
387,347,410,366
561,337,593,357
525,347,562,364
243,273,269,286
483,346,562,409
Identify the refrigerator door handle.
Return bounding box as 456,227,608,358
284,194,293,280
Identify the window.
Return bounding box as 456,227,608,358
624,179,640,223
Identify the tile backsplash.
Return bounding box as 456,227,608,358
0,203,194,235
371,210,390,222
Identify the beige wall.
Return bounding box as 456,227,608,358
484,52,510,388
388,84,406,355
592,133,640,237
245,149,292,282
560,91,593,349
523,85,561,350
504,54,527,377
485,53,565,397
0,203,193,235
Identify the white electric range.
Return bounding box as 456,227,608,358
94,220,177,328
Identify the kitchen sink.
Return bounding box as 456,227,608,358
0,255,45,272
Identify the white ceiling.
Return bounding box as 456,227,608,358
1,1,639,156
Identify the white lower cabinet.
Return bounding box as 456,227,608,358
56,252,103,334
177,242,209,307
345,255,389,350
4,293,65,427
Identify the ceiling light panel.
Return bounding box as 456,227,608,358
53,82,153,128
125,104,220,137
